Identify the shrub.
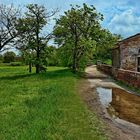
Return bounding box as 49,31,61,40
10,62,23,66
3,51,16,63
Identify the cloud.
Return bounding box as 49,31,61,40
86,0,140,37
108,9,140,37
1,0,140,38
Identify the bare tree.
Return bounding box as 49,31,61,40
0,4,21,51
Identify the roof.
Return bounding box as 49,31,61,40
113,33,140,49
118,33,140,44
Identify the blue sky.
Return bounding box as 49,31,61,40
1,0,140,38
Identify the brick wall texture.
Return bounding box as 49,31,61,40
113,34,140,71
97,64,140,88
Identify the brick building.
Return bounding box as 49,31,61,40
112,33,140,72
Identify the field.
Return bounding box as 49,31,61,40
0,66,107,140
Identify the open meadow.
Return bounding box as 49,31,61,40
0,66,107,140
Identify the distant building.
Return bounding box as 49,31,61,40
112,33,140,72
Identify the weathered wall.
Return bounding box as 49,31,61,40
112,47,120,68
97,64,140,88
116,69,140,88
119,36,140,71
97,64,112,75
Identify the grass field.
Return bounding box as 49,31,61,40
0,66,107,140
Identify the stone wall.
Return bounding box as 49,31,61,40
119,36,140,71
112,34,140,71
112,47,120,68
97,64,112,75
116,69,140,88
97,64,140,88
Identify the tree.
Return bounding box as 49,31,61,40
3,51,16,63
21,49,36,73
53,4,103,72
16,4,57,73
56,44,73,67
46,46,58,66
0,4,22,51
93,30,121,63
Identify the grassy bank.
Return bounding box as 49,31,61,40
115,80,140,94
0,66,107,140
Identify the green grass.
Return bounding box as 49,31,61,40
91,59,112,65
0,66,107,140
103,59,112,65
115,80,140,94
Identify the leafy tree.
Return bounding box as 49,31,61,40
21,49,36,72
56,44,73,67
54,3,103,72
46,46,58,66
3,51,16,63
16,4,57,73
93,30,121,63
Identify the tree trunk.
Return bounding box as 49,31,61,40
72,37,78,73
36,64,39,73
35,21,40,74
36,43,40,73
72,49,76,73
36,49,40,74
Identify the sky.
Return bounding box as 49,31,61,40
1,0,140,39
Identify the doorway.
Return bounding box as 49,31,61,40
138,57,140,72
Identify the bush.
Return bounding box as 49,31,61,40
0,54,3,61
10,62,23,66
104,59,112,65
3,51,16,63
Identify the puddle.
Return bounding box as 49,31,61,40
96,87,140,126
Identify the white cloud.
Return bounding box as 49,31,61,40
1,0,140,38
108,9,140,37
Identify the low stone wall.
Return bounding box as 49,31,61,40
116,69,140,88
97,64,112,76
97,64,140,88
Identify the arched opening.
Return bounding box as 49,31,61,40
138,49,140,72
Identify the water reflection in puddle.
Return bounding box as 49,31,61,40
96,87,140,125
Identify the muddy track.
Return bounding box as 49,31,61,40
78,65,140,140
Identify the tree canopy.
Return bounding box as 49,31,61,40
54,4,100,72
53,3,119,72
16,4,57,73
3,51,16,63
0,3,120,73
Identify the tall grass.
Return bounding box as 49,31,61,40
0,66,107,140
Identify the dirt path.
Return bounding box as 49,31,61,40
79,65,140,140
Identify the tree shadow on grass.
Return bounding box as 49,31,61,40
40,69,78,79
0,68,77,81
0,73,37,80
